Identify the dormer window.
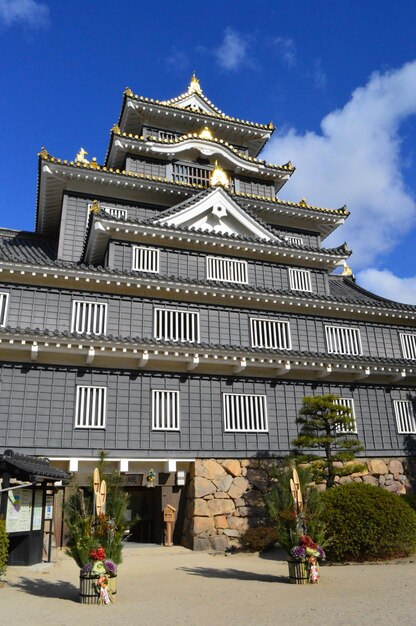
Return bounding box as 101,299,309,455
289,268,312,292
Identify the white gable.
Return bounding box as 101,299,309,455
174,93,219,115
155,187,276,241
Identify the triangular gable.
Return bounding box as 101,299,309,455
173,93,219,115
155,187,277,241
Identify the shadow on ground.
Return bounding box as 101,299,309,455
8,578,79,602
178,567,290,584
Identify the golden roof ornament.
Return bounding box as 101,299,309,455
124,87,133,97
89,199,101,214
111,124,121,135
188,72,202,95
199,126,213,140
75,148,89,164
89,157,100,170
341,260,354,277
210,160,229,188
38,147,48,159
299,197,308,207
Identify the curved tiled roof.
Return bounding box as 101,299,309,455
0,325,414,367
124,87,274,131
111,129,293,173
38,151,347,216
0,229,56,263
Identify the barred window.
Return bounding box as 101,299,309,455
0,292,9,327
289,268,312,292
223,393,268,432
285,236,304,246
103,206,128,219
154,308,199,343
152,390,180,430
393,400,416,434
71,301,107,335
325,325,363,356
400,333,416,360
75,386,106,428
132,246,160,273
206,256,248,284
250,318,291,350
334,398,357,433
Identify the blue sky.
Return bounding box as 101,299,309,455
0,0,415,302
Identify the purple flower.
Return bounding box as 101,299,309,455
104,559,117,575
291,545,306,560
317,546,326,560
81,562,93,575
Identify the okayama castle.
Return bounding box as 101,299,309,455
0,75,415,548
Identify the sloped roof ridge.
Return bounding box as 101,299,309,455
329,274,413,307
1,324,413,365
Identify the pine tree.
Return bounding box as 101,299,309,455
292,394,365,488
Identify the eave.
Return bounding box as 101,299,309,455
1,259,416,325
36,154,347,239
0,326,414,385
83,212,349,269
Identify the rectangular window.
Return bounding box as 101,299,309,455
400,333,416,360
88,203,128,220
250,318,291,350
152,390,180,430
132,246,160,273
223,393,268,432
0,292,9,327
285,236,304,246
289,268,312,292
393,400,416,434
206,256,248,284
71,301,107,335
325,325,363,356
334,398,357,433
75,386,106,428
154,308,199,343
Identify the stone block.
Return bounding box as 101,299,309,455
227,516,249,531
193,536,212,551
213,474,233,493
214,516,228,529
210,535,229,552
369,460,388,475
207,499,235,516
221,460,242,477
241,467,247,477
192,516,215,535
339,476,352,485
240,460,251,468
378,475,385,486
385,482,406,495
214,491,230,499
198,459,227,481
353,477,363,483
363,475,378,486
315,483,326,492
246,468,269,493
223,529,240,537
228,477,249,499
234,498,245,507
385,473,393,481
193,477,217,498
389,460,404,476
193,499,210,517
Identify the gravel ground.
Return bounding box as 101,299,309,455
0,545,415,626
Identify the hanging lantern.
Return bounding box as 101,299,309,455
146,468,157,488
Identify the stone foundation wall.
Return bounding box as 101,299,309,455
182,457,415,551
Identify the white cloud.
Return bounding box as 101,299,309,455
263,61,416,268
358,269,416,305
271,36,296,69
0,0,49,29
215,28,249,71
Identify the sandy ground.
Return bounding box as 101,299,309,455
0,545,415,626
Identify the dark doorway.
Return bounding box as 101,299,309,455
125,487,162,543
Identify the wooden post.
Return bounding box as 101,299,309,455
163,504,176,547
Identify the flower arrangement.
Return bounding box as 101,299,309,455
290,535,326,561
81,547,117,578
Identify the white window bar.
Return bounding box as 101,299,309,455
132,246,160,273
289,268,312,292
285,236,304,246
102,206,128,219
154,308,199,343
250,318,292,350
71,301,107,335
400,333,416,360
206,256,248,284
223,393,268,432
75,386,107,429
0,292,9,327
334,398,357,433
325,325,363,356
393,400,416,434
152,390,180,430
